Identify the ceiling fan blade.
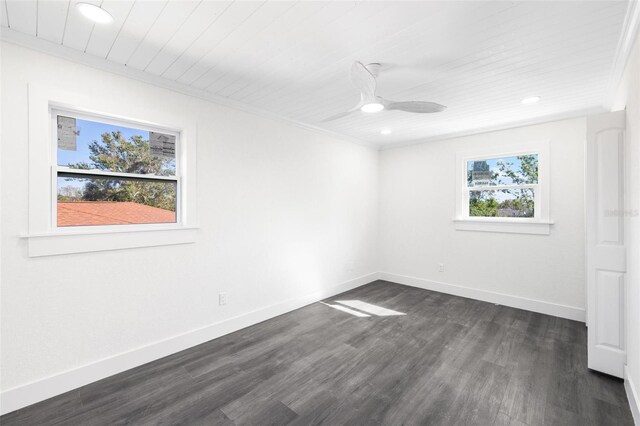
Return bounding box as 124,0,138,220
383,100,446,113
350,61,376,99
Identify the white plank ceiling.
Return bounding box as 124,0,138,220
0,0,631,147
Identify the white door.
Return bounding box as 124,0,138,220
586,110,627,378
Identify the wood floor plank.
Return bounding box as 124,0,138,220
1,280,634,426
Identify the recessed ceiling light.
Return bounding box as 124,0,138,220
521,96,541,105
76,3,114,24
361,103,384,113
380,128,391,135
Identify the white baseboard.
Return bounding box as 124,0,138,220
0,271,588,415
378,272,586,322
626,366,640,426
0,272,379,416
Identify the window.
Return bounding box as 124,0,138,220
455,141,551,235
54,111,180,228
26,85,197,257
466,154,539,219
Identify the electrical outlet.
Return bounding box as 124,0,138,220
438,263,444,272
219,292,227,305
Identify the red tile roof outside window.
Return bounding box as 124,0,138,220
57,202,176,227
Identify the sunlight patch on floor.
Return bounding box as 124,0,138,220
320,302,371,317
335,300,406,316
319,300,406,317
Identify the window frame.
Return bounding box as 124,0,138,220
50,108,183,232
454,140,552,235
26,83,198,257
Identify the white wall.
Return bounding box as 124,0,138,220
613,26,640,423
0,42,378,401
2,36,631,416
379,118,587,317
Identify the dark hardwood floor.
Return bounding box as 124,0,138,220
1,280,634,425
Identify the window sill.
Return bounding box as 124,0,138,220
453,218,553,235
24,226,198,257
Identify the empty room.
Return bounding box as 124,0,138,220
1,0,639,425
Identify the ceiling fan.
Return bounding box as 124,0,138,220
322,61,446,122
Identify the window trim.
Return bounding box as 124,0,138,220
25,83,198,256
51,108,182,232
454,140,552,235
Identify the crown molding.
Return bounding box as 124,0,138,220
0,28,372,149
1,20,630,151
378,107,604,151
603,0,640,110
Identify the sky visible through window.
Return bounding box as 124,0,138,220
467,154,537,203
58,118,149,167
57,118,176,191
466,156,535,185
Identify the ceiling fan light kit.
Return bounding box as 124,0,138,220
322,61,446,122
361,103,384,113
